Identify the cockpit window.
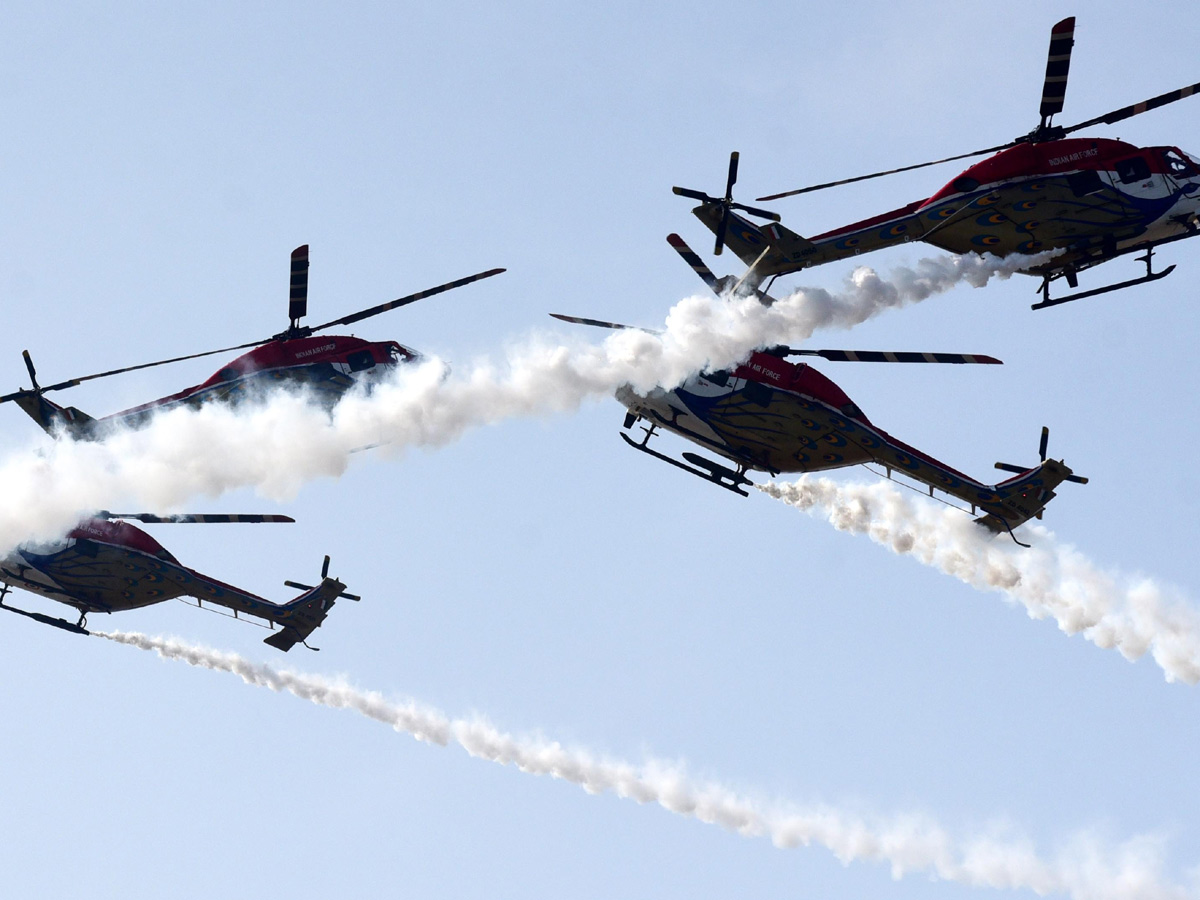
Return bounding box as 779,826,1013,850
1163,149,1197,176
701,370,730,386
347,349,375,372
1114,156,1151,184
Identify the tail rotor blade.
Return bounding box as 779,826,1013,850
730,201,781,222
725,151,739,201
672,186,714,203
713,209,730,256
321,555,330,579
995,462,1029,475
1039,426,1050,461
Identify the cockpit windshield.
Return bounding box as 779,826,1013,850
1163,148,1199,177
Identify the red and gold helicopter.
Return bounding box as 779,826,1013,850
1,246,504,438
674,18,1200,308
0,512,357,651
553,235,1086,543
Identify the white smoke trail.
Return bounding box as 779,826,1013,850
0,250,1048,553
95,629,1192,900
758,477,1200,685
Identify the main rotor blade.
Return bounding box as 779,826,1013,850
1062,80,1200,135
666,233,721,293
755,142,1015,202
289,244,309,325
0,340,267,404
98,513,296,524
785,349,1002,364
1039,17,1075,120
22,350,39,391
549,313,659,333
307,267,505,333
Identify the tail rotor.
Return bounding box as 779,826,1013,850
995,426,1088,484
673,151,780,255
285,554,361,601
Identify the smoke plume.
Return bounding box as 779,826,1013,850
0,251,1045,553
758,477,1200,685
96,629,1192,900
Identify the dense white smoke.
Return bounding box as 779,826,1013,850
0,251,1046,553
758,476,1200,685
96,629,1193,900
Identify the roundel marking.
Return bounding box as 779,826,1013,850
892,452,919,471
881,222,909,238
823,432,848,448
971,234,1002,247
930,206,957,220
1022,182,1047,192
972,193,1001,207
1017,240,1043,252
1015,200,1038,211
822,453,844,463
976,212,1006,226
735,224,765,245
836,236,862,250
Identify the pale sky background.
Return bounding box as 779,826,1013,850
1,2,1198,898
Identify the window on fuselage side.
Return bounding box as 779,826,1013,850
742,379,772,407
1114,156,1151,184
1067,170,1104,196
347,350,375,372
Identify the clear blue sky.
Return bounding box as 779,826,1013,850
0,2,1197,898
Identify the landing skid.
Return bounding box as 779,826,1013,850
0,599,90,636
619,430,753,496
1033,247,1176,310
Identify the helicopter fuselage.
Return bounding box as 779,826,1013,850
815,138,1200,272
617,348,1075,530
17,334,418,440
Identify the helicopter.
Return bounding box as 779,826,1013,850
674,17,1200,309
1,245,505,439
551,234,1086,543
0,511,358,651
